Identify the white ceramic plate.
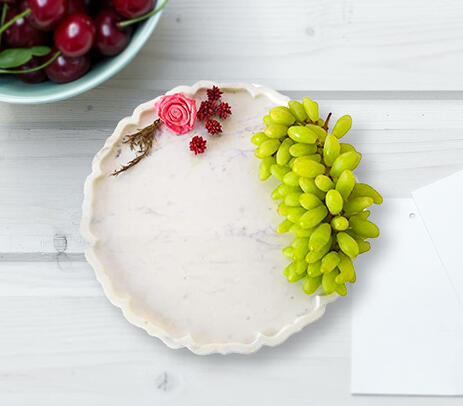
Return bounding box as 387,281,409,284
81,81,337,355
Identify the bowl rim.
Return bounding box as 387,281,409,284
0,11,162,105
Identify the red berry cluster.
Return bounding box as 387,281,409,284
189,135,207,155
188,86,232,155
0,0,160,84
197,86,232,136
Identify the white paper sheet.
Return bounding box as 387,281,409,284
413,171,463,308
351,199,463,395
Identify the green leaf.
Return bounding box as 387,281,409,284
0,48,32,69
29,46,51,57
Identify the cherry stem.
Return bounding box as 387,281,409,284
0,7,31,35
0,3,8,46
0,51,60,74
118,0,169,28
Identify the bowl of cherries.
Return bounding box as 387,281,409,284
0,0,166,104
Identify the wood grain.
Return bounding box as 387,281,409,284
1,0,463,400
115,0,463,90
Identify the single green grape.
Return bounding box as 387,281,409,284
299,193,323,210
263,115,274,126
306,237,332,264
302,97,319,122
349,216,380,238
357,239,371,254
284,192,303,207
332,115,352,139
309,223,332,252
282,246,294,259
336,253,356,283
330,151,362,179
307,261,322,277
303,275,322,294
325,189,344,215
277,184,301,198
277,219,293,234
276,138,294,166
336,232,359,258
344,197,374,215
331,216,349,231
256,139,281,158
265,124,288,139
340,142,356,153
283,171,300,186
270,106,296,126
288,100,308,122
287,126,318,144
315,174,334,192
287,263,306,283
299,205,328,229
289,142,317,157
292,157,325,178
323,134,341,167
294,260,307,275
322,269,339,295
258,156,276,181
278,202,290,216
358,210,370,219
335,169,356,200
292,237,310,260
290,224,315,238
350,183,383,204
320,251,341,274
251,132,269,146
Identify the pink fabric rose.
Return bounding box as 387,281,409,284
154,93,197,135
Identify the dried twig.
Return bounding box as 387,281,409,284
111,119,161,176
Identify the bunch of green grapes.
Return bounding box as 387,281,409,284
252,98,382,296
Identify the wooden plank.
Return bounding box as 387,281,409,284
115,0,463,90
0,261,99,297
1,94,463,254
0,285,460,405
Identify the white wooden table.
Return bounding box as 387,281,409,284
1,1,463,404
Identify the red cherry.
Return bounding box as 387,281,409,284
54,13,95,57
15,56,47,83
100,0,114,8
44,48,90,83
66,0,86,14
112,0,155,18
3,5,46,47
26,0,67,31
94,9,132,56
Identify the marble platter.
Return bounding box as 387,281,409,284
81,81,338,355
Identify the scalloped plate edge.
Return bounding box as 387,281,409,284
80,81,338,355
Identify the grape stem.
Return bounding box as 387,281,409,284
118,0,169,28
0,3,8,46
0,7,31,35
0,51,60,74
322,112,332,131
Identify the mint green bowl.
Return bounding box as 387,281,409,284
0,11,163,105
